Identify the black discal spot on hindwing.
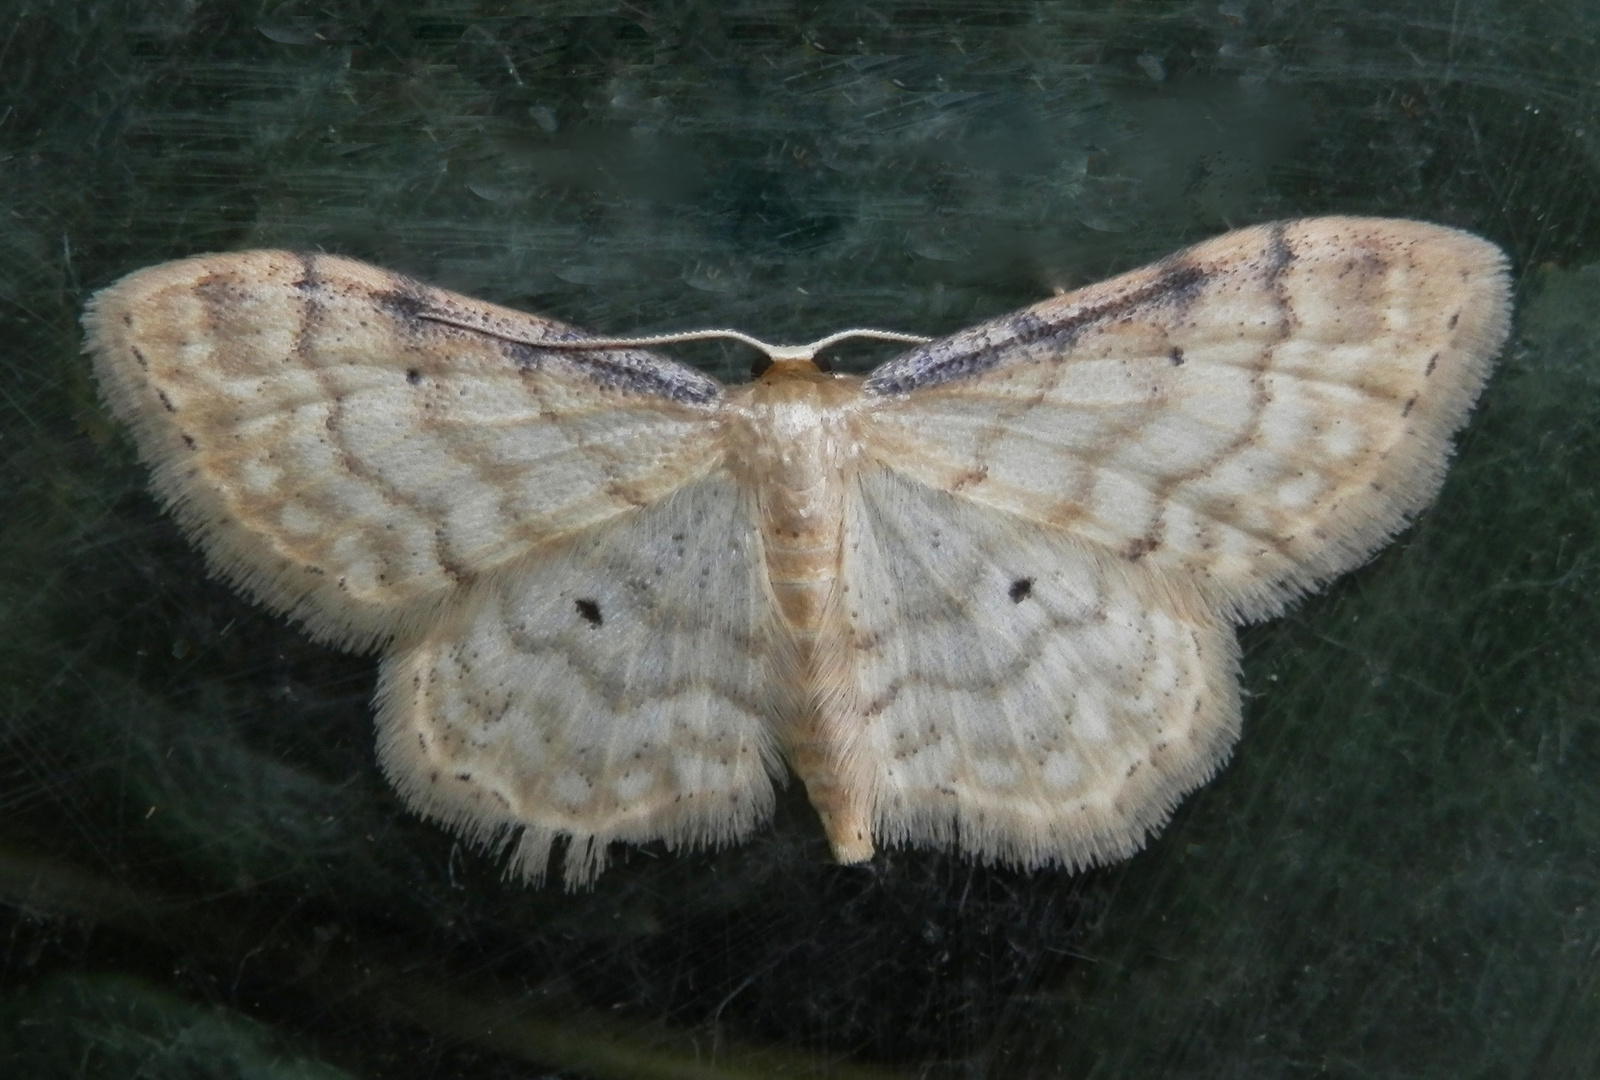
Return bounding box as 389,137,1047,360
575,598,603,627
1008,577,1034,603
1168,346,1185,366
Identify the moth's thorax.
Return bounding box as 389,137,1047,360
725,366,865,638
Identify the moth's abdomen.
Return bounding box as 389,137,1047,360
764,528,842,636
724,372,877,860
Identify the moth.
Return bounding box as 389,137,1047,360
85,218,1511,886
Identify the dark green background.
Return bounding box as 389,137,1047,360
2,2,1597,1077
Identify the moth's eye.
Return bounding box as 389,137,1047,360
750,355,774,378
813,354,834,374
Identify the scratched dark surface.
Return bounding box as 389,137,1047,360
2,3,1598,1078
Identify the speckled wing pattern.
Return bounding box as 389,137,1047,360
85,251,724,650
832,469,1238,870
85,218,1510,886
85,251,778,885
863,219,1509,621
844,218,1510,869
376,473,787,886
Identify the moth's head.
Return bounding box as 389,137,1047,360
749,353,835,382
741,328,926,383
